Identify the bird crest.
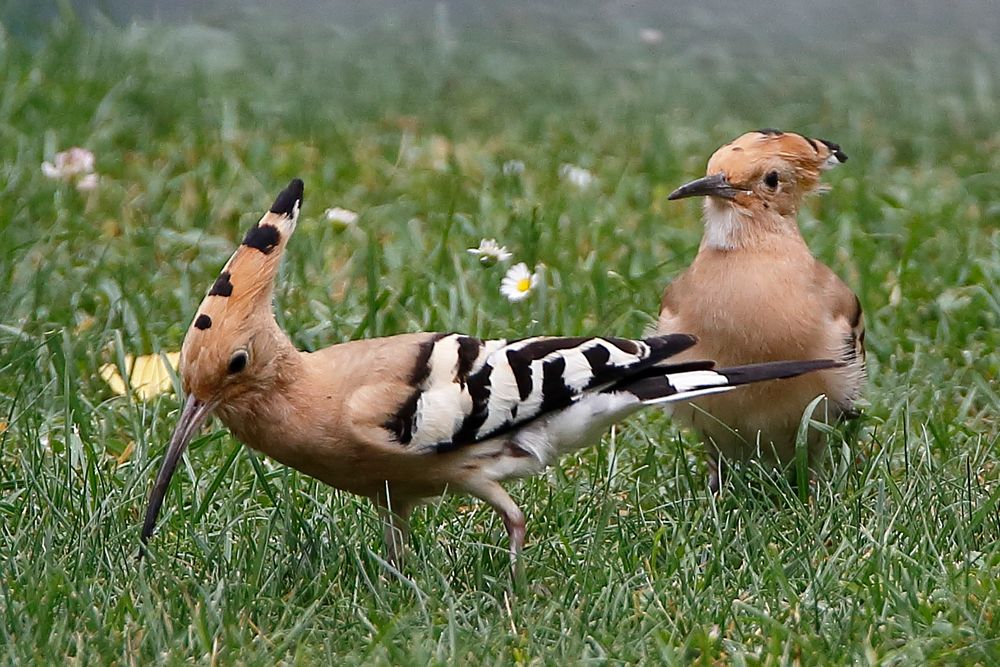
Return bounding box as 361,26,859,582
178,178,303,400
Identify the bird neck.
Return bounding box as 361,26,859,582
700,199,803,252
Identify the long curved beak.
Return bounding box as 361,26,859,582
140,393,215,548
668,172,744,201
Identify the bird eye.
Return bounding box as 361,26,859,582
764,171,780,189
228,350,249,374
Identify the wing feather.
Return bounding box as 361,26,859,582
383,333,698,453
816,261,867,413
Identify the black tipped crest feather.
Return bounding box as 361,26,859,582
242,223,281,254
819,138,848,162
269,178,304,216
208,271,234,297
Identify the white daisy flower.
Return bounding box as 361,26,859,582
500,262,539,302
638,28,664,45
42,147,96,181
559,163,595,189
324,207,359,228
502,160,525,176
467,238,512,266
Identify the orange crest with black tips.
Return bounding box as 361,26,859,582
179,179,303,399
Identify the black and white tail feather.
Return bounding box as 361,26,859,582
385,333,839,474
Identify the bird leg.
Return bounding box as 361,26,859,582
462,479,526,563
373,490,414,569
708,456,727,494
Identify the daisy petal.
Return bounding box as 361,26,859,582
468,238,513,266
559,163,595,189
324,207,359,228
76,173,99,192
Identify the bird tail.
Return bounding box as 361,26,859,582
625,359,842,406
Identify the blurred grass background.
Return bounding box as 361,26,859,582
1,1,999,663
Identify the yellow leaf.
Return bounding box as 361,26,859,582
100,352,180,400
116,440,136,465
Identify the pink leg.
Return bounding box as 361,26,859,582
373,490,414,568
462,479,526,562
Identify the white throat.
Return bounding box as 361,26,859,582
701,198,748,251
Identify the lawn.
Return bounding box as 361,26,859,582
1,2,999,664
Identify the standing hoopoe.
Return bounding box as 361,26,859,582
657,129,866,489
142,178,841,563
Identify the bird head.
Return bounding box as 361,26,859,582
141,178,303,546
668,129,847,219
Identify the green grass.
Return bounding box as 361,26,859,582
2,3,999,664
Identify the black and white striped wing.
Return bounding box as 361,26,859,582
384,333,697,453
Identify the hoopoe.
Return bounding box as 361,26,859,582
141,179,840,563
657,129,866,489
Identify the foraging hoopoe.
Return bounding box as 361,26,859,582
657,129,866,488
141,179,840,563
